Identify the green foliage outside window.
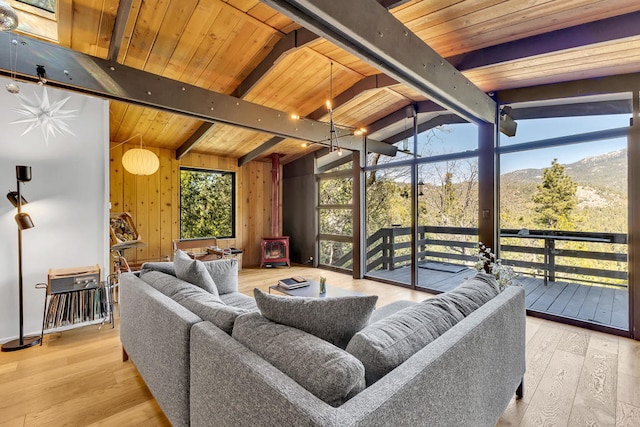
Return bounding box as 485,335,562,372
180,168,235,239
531,159,578,229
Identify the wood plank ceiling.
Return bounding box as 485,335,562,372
33,0,640,164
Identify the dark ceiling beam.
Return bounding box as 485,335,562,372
107,0,134,62
261,0,496,124
448,11,640,71
232,28,319,98
510,100,632,120
376,0,411,8
306,74,398,121
176,123,215,159
0,32,395,157
384,114,466,145
497,72,640,104
238,136,286,166
367,100,443,134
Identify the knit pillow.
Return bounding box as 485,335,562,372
253,288,377,349
173,249,219,296
233,312,366,407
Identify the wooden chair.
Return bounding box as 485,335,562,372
173,238,224,261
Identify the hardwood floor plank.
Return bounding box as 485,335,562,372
617,337,640,378
520,322,565,405
616,401,640,427
617,372,640,408
568,348,617,426
520,349,584,426
496,396,528,426
557,329,590,357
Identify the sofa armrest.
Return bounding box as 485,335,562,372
190,321,356,427
120,272,202,427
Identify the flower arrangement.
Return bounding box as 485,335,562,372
474,242,518,291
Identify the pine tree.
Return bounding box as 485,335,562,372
531,159,577,229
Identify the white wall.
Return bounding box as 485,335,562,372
0,78,109,342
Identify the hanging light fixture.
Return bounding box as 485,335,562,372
326,62,342,156
0,1,18,32
118,135,160,176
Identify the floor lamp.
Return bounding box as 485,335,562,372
2,165,41,351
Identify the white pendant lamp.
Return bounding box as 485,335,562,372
117,135,160,176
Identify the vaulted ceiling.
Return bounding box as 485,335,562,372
5,0,640,164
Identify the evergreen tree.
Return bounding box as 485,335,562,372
531,159,577,229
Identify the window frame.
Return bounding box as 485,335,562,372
179,166,236,239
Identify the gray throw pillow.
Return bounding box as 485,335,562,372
173,249,219,296
202,259,238,295
346,298,461,386
233,312,366,407
253,288,378,349
140,261,176,277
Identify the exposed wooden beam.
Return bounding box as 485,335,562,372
238,136,286,166
262,0,496,124
107,0,135,62
0,33,395,157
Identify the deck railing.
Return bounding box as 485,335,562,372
362,226,628,288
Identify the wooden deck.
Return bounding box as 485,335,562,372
366,265,629,331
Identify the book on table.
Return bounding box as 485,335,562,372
278,276,309,290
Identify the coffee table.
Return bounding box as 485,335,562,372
268,280,366,298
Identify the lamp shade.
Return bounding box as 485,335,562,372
15,212,34,230
0,1,18,32
122,148,159,175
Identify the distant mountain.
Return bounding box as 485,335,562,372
501,148,627,191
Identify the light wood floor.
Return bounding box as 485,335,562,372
1,266,638,426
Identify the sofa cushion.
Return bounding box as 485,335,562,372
346,274,500,385
445,273,500,316
139,270,245,332
174,249,219,296
232,312,366,407
140,261,176,277
369,300,417,324
220,292,258,311
202,259,238,295
253,288,378,349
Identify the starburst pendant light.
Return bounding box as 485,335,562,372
121,135,159,175
12,87,77,145
0,1,18,32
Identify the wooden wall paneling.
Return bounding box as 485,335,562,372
69,0,106,55
171,151,179,259
135,167,150,262
109,143,124,213
111,147,273,267
159,148,174,260
146,146,162,263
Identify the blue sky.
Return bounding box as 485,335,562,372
421,114,629,174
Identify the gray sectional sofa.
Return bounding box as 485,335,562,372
120,256,526,427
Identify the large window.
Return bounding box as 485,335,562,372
180,168,235,239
